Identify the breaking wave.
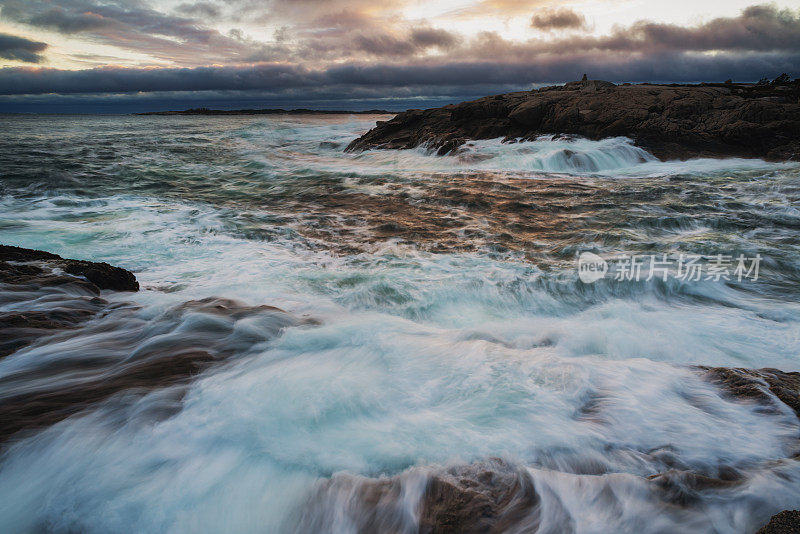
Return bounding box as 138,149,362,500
0,114,799,533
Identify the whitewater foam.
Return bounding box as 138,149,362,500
1,114,799,533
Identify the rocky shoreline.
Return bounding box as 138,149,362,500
346,77,800,161
0,245,305,442
1,245,799,531
298,365,800,533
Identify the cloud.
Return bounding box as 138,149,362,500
0,0,262,65
353,28,461,57
451,0,553,19
26,8,112,33
0,50,797,97
465,4,800,62
410,28,461,49
545,4,800,54
530,8,587,31
175,2,221,19
0,32,47,63
0,1,798,108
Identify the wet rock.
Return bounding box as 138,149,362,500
0,245,140,357
648,469,744,507
419,459,540,534
698,367,800,418
0,296,307,443
0,302,109,357
295,459,542,534
346,80,800,161
0,348,217,442
0,244,139,291
757,510,800,534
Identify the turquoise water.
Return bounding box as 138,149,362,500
1,114,800,532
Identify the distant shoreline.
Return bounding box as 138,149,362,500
137,108,394,116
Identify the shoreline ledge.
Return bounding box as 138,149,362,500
346,78,800,161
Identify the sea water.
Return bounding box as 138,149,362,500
0,114,799,532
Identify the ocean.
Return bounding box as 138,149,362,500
1,113,799,532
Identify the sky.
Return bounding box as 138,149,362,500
0,0,798,112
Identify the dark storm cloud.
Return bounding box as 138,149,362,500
1,0,207,39
1,49,797,97
0,33,47,63
0,2,798,109
530,8,587,31
0,64,318,95
353,34,418,57
322,53,800,85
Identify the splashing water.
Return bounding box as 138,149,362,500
0,114,799,533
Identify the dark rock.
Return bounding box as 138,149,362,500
346,80,800,161
419,459,540,534
0,303,109,358
0,245,140,357
0,297,306,443
0,245,313,443
648,469,744,507
294,459,543,534
698,367,800,418
0,244,139,291
757,510,800,534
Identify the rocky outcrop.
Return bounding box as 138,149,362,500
0,297,307,442
294,459,543,534
0,244,139,292
698,366,800,418
757,511,800,534
0,245,311,443
0,244,139,357
346,79,800,161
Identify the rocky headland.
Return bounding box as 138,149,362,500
346,77,800,161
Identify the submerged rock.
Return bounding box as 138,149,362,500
294,459,543,534
698,367,800,418
0,244,310,443
0,244,140,357
346,80,800,161
0,296,307,443
418,460,540,534
293,365,800,532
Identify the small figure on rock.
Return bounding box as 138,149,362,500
581,73,588,82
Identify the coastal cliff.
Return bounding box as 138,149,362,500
347,78,800,161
